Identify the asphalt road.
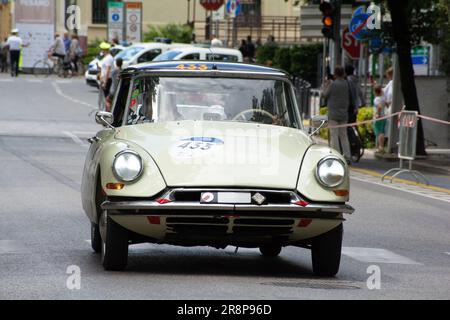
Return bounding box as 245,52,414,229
0,74,449,300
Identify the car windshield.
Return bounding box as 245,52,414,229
115,47,144,61
124,76,300,129
153,51,182,61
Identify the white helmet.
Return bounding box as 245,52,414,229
211,38,223,48
11,28,19,34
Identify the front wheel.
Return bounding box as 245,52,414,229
91,223,101,253
32,60,51,77
311,224,343,277
100,212,129,271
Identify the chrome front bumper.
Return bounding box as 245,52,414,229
101,188,355,217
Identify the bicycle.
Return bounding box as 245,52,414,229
32,52,73,78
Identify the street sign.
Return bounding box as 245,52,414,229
342,27,361,60
125,2,142,44
108,1,124,42
200,0,224,11
412,46,429,76
349,6,372,40
226,0,241,18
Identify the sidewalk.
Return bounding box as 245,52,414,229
314,137,450,192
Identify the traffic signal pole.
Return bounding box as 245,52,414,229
332,0,342,70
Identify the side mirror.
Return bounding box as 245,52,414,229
95,111,115,129
309,115,328,137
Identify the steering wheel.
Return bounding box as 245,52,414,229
232,109,276,122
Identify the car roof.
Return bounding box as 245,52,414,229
167,46,242,55
125,61,287,77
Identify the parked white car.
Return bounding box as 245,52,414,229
115,42,192,69
153,47,244,62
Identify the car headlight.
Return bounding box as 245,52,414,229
113,150,143,182
316,156,346,188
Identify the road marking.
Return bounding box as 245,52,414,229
445,252,450,256
0,240,30,254
0,79,13,82
63,131,89,148
52,81,97,110
351,170,450,204
342,247,421,265
351,167,450,195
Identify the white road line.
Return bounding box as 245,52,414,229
63,131,89,148
351,174,450,204
26,79,43,83
52,81,97,110
445,252,450,256
0,79,13,82
342,247,421,265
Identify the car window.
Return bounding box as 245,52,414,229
124,76,299,129
115,47,144,61
112,78,131,127
206,54,239,62
181,53,200,60
138,49,162,63
153,51,182,61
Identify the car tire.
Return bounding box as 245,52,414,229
101,214,129,271
91,222,101,253
311,224,343,277
259,244,282,257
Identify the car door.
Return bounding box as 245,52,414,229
81,78,130,222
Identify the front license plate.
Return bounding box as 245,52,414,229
200,192,251,204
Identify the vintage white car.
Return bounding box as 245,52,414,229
81,61,354,276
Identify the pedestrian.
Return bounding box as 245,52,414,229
345,64,365,123
372,67,394,146
0,37,8,73
238,39,247,58
245,35,256,62
98,42,114,104
106,58,123,112
322,66,352,163
373,85,387,153
5,29,30,77
63,32,72,54
69,34,82,76
211,35,223,48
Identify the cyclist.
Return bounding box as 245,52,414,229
48,33,67,70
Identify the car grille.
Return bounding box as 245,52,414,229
172,190,292,204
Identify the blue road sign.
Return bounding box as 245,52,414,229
412,56,428,65
112,13,120,22
226,0,241,17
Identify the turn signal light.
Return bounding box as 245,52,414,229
106,183,125,190
333,190,349,197
156,198,172,204
293,200,310,207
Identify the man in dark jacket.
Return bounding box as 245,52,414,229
322,66,352,163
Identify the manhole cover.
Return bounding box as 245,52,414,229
261,280,361,290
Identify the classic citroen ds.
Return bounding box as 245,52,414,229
81,61,354,276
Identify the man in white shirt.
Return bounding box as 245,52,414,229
6,29,29,77
98,42,114,103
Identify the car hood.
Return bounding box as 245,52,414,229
115,121,312,189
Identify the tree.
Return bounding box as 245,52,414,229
144,24,193,43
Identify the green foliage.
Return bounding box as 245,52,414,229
82,39,102,65
256,43,323,85
144,24,193,43
318,107,375,149
255,43,278,66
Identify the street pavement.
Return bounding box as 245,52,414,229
0,73,449,300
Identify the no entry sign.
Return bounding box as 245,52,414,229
200,0,224,11
342,27,361,60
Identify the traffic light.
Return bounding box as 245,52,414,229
319,1,336,39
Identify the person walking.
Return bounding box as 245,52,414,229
373,85,387,153
63,32,72,54
238,39,247,58
322,66,352,163
5,29,30,77
345,64,365,123
105,58,123,112
0,38,8,73
245,35,256,62
69,34,82,76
